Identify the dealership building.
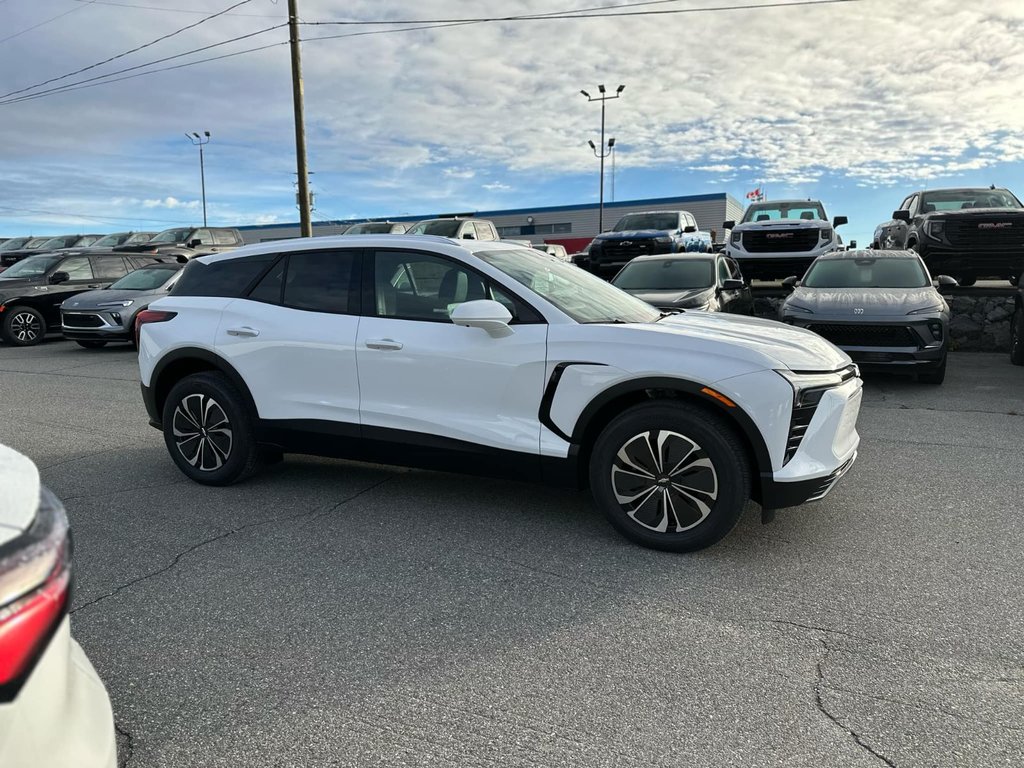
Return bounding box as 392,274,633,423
237,192,746,252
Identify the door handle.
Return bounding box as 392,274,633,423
226,326,260,337
365,338,403,350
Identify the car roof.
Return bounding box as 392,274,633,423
816,248,918,261
916,186,1011,194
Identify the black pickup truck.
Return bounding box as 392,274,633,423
873,187,1024,286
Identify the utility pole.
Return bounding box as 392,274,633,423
186,131,210,226
580,84,624,234
288,0,312,237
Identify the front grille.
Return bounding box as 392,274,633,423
742,229,820,253
944,217,1024,249
807,323,918,348
784,403,817,464
597,239,669,262
61,313,104,328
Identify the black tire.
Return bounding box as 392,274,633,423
1010,307,1024,366
588,402,750,552
1008,274,1019,287
162,372,261,485
1,305,46,346
75,340,107,349
918,355,947,385
957,276,977,287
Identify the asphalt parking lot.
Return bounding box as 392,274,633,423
1,342,1022,767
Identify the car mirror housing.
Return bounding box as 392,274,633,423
833,216,848,227
719,278,745,291
683,225,697,233
781,275,800,290
934,275,958,293
49,271,70,284
893,210,911,222
450,299,514,338
187,239,202,248
723,220,735,230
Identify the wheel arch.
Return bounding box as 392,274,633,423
150,348,258,427
569,376,772,500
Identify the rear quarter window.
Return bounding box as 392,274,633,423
171,254,277,297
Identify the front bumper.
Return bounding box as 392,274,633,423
60,311,132,342
783,314,947,369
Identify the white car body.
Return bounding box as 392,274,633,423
0,445,116,768
139,236,862,549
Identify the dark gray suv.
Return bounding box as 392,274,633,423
779,249,954,384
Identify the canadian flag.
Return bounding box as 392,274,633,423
746,187,763,201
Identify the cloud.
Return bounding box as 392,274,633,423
443,168,476,179
142,197,200,210
482,182,512,191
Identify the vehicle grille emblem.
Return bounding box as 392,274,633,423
978,222,1012,229
853,308,864,314
620,240,632,246
766,232,794,239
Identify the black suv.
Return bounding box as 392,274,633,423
0,251,164,345
114,226,244,260
873,187,1024,286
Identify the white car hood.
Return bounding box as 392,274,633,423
0,444,40,545
649,311,851,372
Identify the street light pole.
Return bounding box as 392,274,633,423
610,137,616,202
580,84,624,234
186,131,211,226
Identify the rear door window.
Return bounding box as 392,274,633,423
282,250,359,314
92,257,128,280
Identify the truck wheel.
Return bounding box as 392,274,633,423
588,402,750,552
1011,307,1024,366
1,306,46,346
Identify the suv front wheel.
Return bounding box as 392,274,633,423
1,305,46,346
588,402,750,552
162,372,261,485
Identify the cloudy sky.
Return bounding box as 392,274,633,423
2,0,1024,246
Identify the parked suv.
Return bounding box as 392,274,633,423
586,211,712,277
724,200,847,281
114,226,243,260
872,187,1024,286
0,236,56,270
0,251,162,345
405,218,499,241
138,236,862,553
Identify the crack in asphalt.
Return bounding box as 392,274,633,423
70,476,394,616
115,722,134,768
765,619,866,641
815,639,898,767
863,403,1022,417
60,478,190,503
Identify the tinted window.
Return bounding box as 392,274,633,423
283,251,358,314
0,254,62,278
213,229,238,245
920,189,1022,212
803,257,929,288
109,266,179,291
345,222,392,235
172,254,278,297
150,228,192,244
59,256,94,280
742,202,826,223
92,257,128,279
0,237,31,252
90,233,130,248
247,257,285,304
192,229,214,246
613,213,679,231
407,220,461,237
612,259,715,290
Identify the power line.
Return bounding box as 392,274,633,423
0,24,286,106
0,205,196,225
0,0,97,46
0,0,256,101
68,0,280,17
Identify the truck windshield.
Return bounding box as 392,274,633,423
345,222,393,234
613,213,679,231
407,220,461,237
803,257,929,288
0,255,63,279
150,228,193,244
0,237,31,251
612,258,715,290
742,202,826,223
920,189,1022,211
91,233,130,248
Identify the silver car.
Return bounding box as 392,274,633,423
779,249,955,384
60,262,183,348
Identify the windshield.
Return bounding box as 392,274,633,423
344,222,392,234
742,202,826,223
91,233,129,248
0,237,32,251
920,189,1022,211
126,232,155,244
803,256,929,288
613,213,679,231
150,228,193,244
0,254,62,279
476,248,660,324
23,237,50,249
612,258,715,290
109,266,179,290
39,236,76,250
407,220,461,237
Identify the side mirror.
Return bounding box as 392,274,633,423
892,210,911,222
49,271,70,284
683,225,696,233
849,239,857,249
934,275,958,293
833,215,848,227
450,299,514,338
723,220,735,230
719,278,745,291
187,239,202,248
781,275,800,290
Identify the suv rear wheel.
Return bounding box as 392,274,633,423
1,306,46,346
162,372,261,485
588,402,750,552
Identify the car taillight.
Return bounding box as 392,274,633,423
134,309,177,345
0,488,71,696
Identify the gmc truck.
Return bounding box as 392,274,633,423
724,200,847,281
586,211,712,277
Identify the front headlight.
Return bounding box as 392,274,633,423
785,303,814,314
907,303,944,315
654,235,673,244
925,220,945,240
97,300,134,308
776,367,857,408
820,227,834,242
730,230,742,244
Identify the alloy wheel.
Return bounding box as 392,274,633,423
610,430,719,533
171,393,233,472
10,312,41,343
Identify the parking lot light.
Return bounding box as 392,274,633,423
581,83,625,233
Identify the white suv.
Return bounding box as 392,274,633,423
137,236,862,552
